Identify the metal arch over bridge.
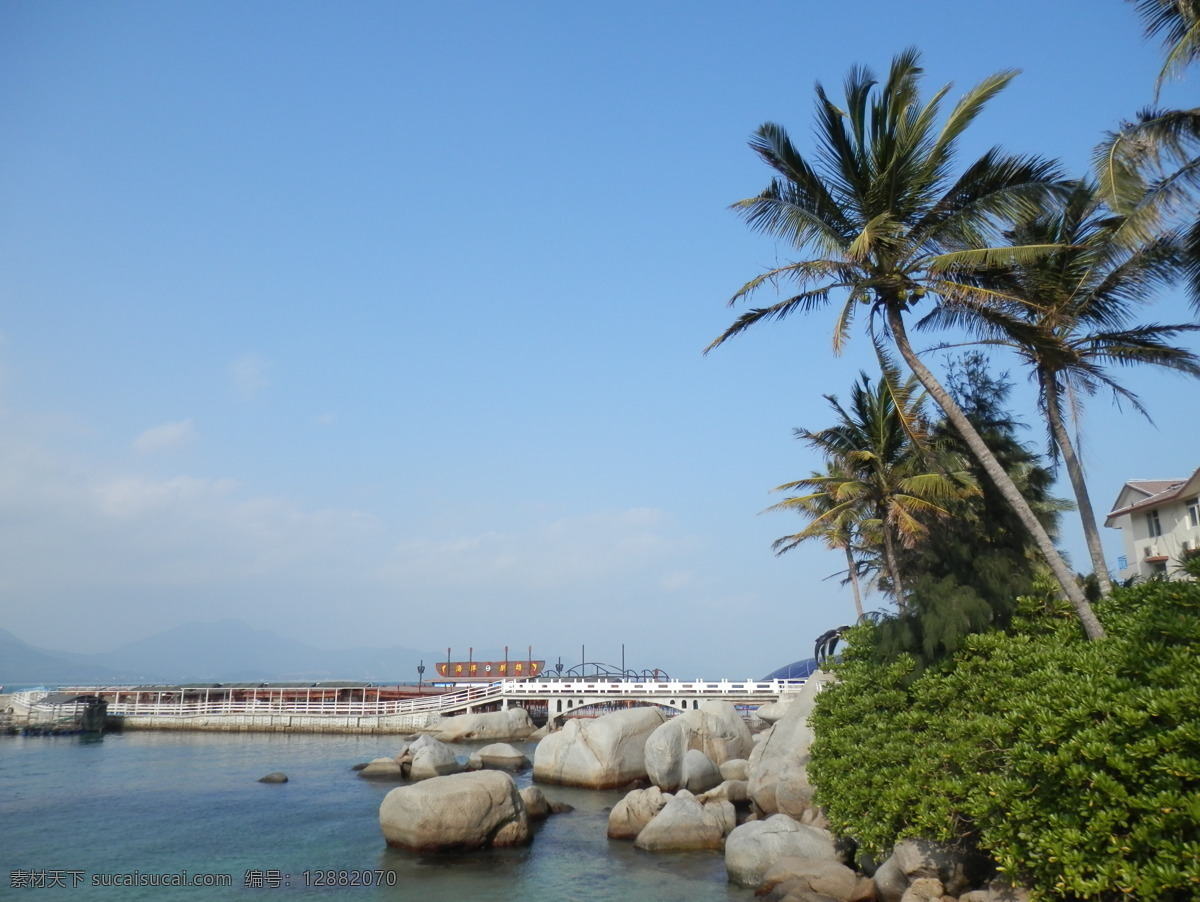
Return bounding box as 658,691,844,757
493,677,806,723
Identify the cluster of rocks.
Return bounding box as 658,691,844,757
359,734,464,780
362,742,535,781
365,687,1031,901
365,708,568,853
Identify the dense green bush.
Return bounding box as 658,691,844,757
807,580,1200,900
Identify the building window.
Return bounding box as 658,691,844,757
1146,509,1163,537
1188,497,1199,529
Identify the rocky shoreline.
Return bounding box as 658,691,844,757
353,672,1029,902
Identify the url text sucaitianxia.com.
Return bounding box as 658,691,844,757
10,869,399,889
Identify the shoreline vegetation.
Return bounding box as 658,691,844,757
811,577,1200,901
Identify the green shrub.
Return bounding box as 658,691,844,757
808,581,1200,900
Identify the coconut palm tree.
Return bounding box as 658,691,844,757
767,371,975,615
924,181,1200,596
769,462,869,621
707,50,1108,639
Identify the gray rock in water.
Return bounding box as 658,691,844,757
724,814,838,888
634,790,729,852
518,785,552,821
408,735,464,780
432,708,536,743
359,757,405,779
608,786,669,840
258,772,288,783
379,770,530,853
644,701,752,792
759,856,870,901
467,742,530,771
533,707,666,789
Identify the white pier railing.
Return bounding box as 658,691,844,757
12,678,807,729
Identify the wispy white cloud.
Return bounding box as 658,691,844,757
659,570,697,591
131,419,197,455
229,353,269,398
0,420,387,647
378,507,701,593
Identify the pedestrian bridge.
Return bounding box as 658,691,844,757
496,677,807,723
8,678,809,734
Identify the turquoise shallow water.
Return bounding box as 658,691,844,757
1,730,752,901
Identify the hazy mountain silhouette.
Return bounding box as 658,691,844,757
0,620,443,685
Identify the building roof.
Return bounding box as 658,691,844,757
1105,467,1200,526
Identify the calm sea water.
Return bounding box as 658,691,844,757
1,729,752,901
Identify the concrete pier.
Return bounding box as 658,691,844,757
109,710,441,734
5,678,808,736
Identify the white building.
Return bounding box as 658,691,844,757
1104,467,1200,580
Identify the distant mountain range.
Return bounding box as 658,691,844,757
0,620,456,686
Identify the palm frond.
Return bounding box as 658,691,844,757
704,288,834,353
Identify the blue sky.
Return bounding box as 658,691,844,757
2,1,1197,679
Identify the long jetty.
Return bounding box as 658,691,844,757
4,678,807,735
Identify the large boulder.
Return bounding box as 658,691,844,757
467,742,530,771
724,814,838,888
519,785,551,821
431,708,536,743
633,790,732,852
607,786,669,839
407,735,463,780
719,758,749,781
697,779,749,805
379,770,530,852
359,757,405,779
747,670,834,818
680,748,722,794
533,707,666,789
758,856,873,902
644,701,753,792
752,693,801,726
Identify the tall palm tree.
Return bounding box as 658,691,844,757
769,461,868,622
706,50,1108,639
767,371,975,615
924,181,1200,596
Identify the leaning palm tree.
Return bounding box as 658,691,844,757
707,50,1108,639
767,371,975,615
924,180,1200,596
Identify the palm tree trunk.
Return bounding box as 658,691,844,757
881,518,906,612
886,306,1106,639
843,544,865,621
1043,379,1114,597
